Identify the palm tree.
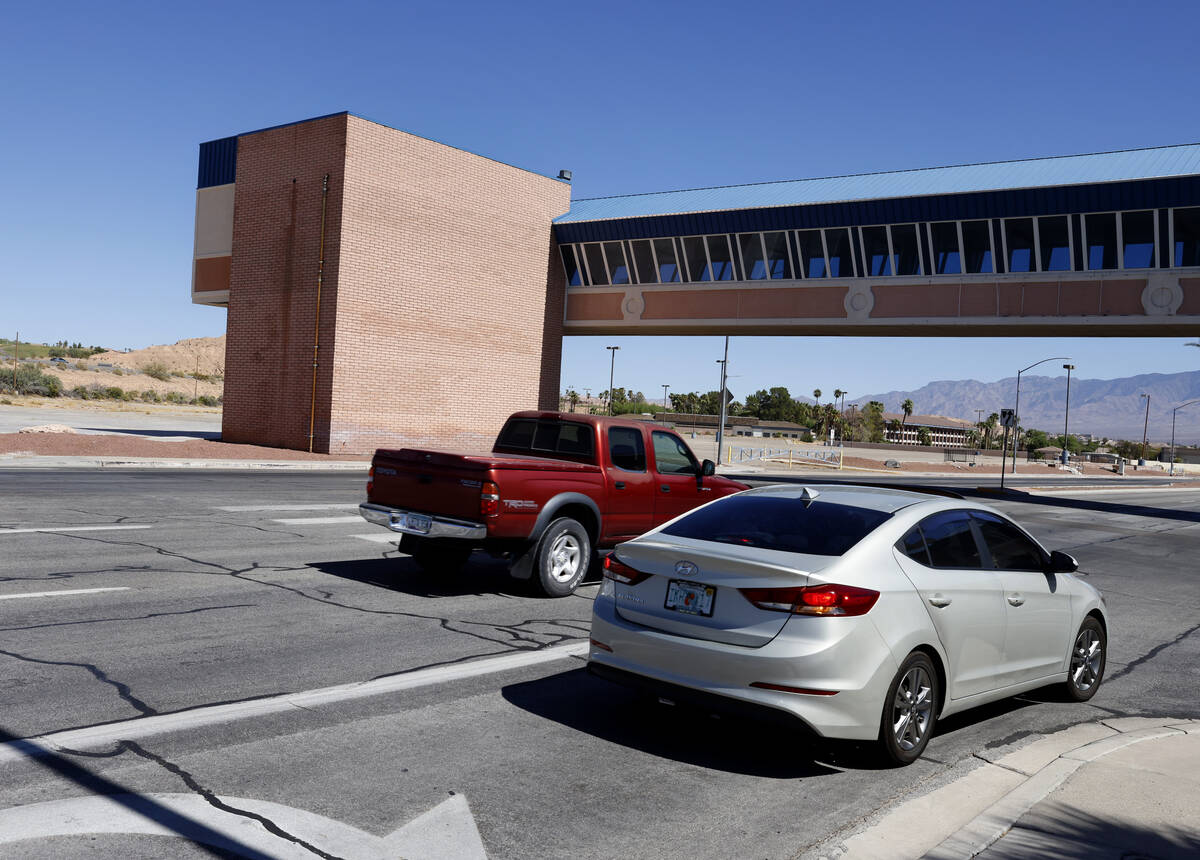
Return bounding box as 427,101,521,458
900,398,914,444
813,388,822,406
566,389,579,412
833,388,844,412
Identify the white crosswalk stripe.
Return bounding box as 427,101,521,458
0,587,131,601
217,504,360,512
273,516,364,525
0,525,153,536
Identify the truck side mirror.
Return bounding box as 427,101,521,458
701,459,715,477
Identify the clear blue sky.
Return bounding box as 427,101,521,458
3,0,1199,404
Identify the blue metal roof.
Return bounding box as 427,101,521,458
556,143,1200,224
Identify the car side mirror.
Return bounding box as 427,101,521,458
1048,550,1078,573
701,459,715,477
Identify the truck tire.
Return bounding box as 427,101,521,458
405,537,473,574
533,517,591,597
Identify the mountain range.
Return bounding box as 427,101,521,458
852,370,1200,445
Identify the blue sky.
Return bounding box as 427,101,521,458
3,0,1199,403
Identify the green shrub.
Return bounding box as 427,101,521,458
104,386,125,400
143,361,172,381
165,391,186,404
140,390,161,403
196,395,218,407
112,366,124,376
0,365,63,397
76,361,89,371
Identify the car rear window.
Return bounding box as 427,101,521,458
661,496,892,556
495,418,594,459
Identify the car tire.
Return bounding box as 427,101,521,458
878,652,939,766
1065,616,1106,702
533,517,591,597
405,537,473,574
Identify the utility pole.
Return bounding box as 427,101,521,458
1139,393,1151,462
12,331,17,391
605,346,620,416
716,336,730,465
1062,364,1075,464
662,384,670,411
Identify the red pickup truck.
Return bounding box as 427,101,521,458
360,411,748,596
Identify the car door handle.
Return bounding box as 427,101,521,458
1007,594,1025,606
928,594,952,608
660,485,670,492
614,481,626,489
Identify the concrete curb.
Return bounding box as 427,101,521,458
813,716,1198,860
0,455,370,471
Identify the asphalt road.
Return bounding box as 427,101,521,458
1,470,1197,858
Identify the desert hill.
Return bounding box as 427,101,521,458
92,336,225,376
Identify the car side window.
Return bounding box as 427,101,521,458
608,427,646,472
897,526,932,566
652,431,699,475
972,512,1046,571
919,511,983,569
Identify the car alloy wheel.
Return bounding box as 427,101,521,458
1066,617,1106,702
879,652,938,765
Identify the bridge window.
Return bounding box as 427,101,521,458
629,240,657,284
738,233,769,280
653,238,682,282
1085,213,1118,270
930,222,961,274
603,242,631,284
962,220,994,273
1174,208,1200,267
1121,211,1156,268
1004,219,1036,272
706,235,737,280
796,230,827,278
861,226,892,276
826,228,856,278
583,243,609,285
560,246,586,286
764,231,793,279
1038,216,1072,271
891,224,921,276
682,236,708,281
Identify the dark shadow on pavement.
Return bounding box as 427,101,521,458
994,806,1200,859
503,666,857,777
81,427,222,441
308,556,536,598
0,728,271,859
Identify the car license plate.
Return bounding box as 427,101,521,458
395,512,432,534
665,579,716,617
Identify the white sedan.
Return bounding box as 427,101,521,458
587,484,1107,765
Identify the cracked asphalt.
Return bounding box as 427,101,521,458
0,469,1197,858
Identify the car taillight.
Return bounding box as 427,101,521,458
739,583,879,616
602,554,652,585
480,481,500,517
367,465,374,497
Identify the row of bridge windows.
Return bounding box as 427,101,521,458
560,206,1200,286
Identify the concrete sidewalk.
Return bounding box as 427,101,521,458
812,717,1200,859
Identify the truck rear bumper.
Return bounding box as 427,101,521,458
359,503,487,540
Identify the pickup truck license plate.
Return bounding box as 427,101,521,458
395,512,432,534
665,579,716,617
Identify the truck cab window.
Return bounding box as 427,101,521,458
652,431,699,475
608,427,646,471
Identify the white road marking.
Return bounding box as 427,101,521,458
0,641,589,765
272,515,363,525
351,532,403,544
0,525,153,535
0,793,486,860
0,587,130,601
216,504,360,512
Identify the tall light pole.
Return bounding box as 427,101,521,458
1139,393,1151,462
1061,364,1075,464
715,336,730,464
1169,399,1200,476
606,346,620,416
662,384,670,411
1011,356,1071,473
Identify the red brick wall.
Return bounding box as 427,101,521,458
326,115,570,454
223,114,349,452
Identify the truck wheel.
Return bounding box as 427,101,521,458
534,518,591,597
406,538,473,574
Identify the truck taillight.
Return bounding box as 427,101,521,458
367,465,374,496
481,481,500,517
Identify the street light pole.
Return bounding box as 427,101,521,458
662,384,670,411
606,346,620,416
1140,393,1151,462
1061,364,1075,465
1011,356,1071,473
1169,399,1200,476
715,336,729,464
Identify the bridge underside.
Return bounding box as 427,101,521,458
564,273,1200,336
